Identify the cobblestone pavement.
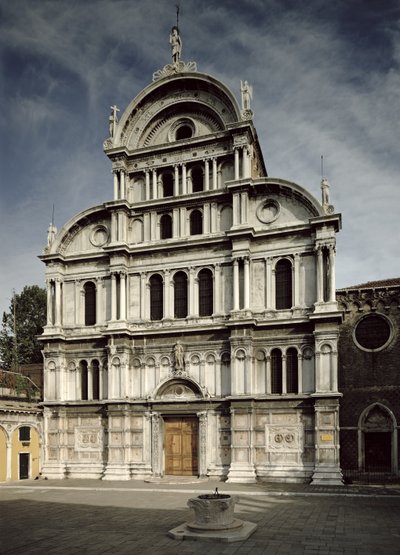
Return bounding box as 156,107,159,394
1,479,400,555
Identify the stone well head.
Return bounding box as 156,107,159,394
187,493,240,531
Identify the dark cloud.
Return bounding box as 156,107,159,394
0,0,399,313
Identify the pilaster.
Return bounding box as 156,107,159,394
102,405,131,480
227,405,256,483
311,398,343,486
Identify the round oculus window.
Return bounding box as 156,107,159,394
354,314,392,351
176,124,193,140
168,118,196,143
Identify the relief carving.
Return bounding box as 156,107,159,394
267,426,303,451
75,429,101,451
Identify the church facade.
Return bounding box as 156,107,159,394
40,42,343,484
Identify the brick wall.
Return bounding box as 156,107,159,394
337,285,400,470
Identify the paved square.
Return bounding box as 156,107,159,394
1,480,400,554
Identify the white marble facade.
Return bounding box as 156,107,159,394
40,53,343,484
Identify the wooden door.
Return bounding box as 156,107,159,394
165,417,198,475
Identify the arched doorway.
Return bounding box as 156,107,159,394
360,404,396,473
155,379,202,476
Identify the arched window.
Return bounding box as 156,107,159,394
160,214,173,239
174,271,188,318
198,268,213,316
150,274,163,320
191,166,203,192
275,259,292,309
80,360,88,400
190,209,203,235
162,173,174,197
286,348,298,393
271,349,282,394
84,282,96,325
92,360,100,400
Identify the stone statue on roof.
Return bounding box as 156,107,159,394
169,26,182,64
47,222,57,247
321,177,335,214
241,80,253,111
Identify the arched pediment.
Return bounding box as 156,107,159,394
155,378,203,400
260,178,323,219
110,73,241,151
248,177,325,230
43,206,111,257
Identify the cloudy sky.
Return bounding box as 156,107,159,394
1,0,399,317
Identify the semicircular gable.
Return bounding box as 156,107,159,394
50,206,111,256
155,377,204,400
113,73,241,150
253,178,323,225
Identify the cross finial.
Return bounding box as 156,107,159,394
109,105,120,138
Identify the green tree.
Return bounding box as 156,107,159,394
0,285,46,370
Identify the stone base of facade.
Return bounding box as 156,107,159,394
226,463,257,483
102,463,131,481
256,465,313,483
65,462,105,479
41,462,67,480
130,463,153,480
207,464,229,480
310,464,344,486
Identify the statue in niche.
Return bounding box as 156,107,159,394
169,26,182,64
109,105,120,137
174,341,185,370
240,80,253,111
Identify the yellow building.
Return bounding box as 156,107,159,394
0,401,42,480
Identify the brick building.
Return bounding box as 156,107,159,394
337,278,400,478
